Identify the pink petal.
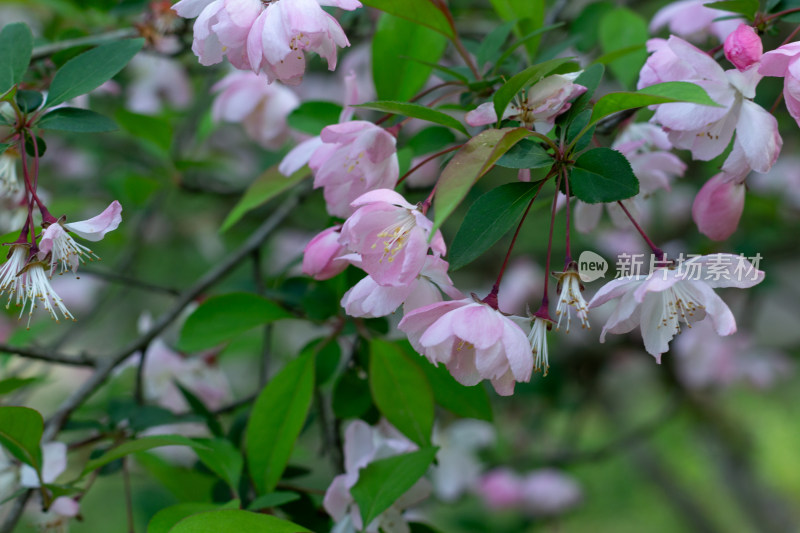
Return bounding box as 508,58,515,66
692,173,745,241
65,201,122,241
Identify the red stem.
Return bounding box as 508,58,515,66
541,173,563,305
616,200,664,261
563,167,572,265
396,144,463,186
483,179,546,309
763,7,800,23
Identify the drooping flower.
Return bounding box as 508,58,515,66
588,253,765,360
526,314,553,376
211,70,299,149
466,73,586,133
759,41,800,128
398,297,533,396
553,263,590,332
339,189,445,287
323,419,430,532
638,36,781,175
0,245,73,323
649,0,741,43
172,0,256,69
38,201,122,275
724,24,762,72
341,256,462,318
247,0,361,85
302,225,350,280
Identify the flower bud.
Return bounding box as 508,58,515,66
692,173,745,241
724,24,762,71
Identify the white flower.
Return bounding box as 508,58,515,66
0,153,20,198
527,315,553,376
0,245,73,323
553,265,590,332
588,254,764,361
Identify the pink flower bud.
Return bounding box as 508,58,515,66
476,469,524,509
692,173,745,241
301,226,349,280
724,24,762,71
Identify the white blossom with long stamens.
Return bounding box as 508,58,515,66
0,245,73,324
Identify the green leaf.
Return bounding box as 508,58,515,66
372,13,448,102
449,182,542,271
0,23,33,92
0,406,43,471
495,139,552,169
246,491,300,510
493,23,564,71
148,501,240,533
220,165,309,232
45,38,144,107
245,353,315,494
286,101,341,136
333,368,374,419
0,377,40,396
598,8,648,88
593,43,646,67
359,0,454,39
489,0,546,60
354,101,467,135
415,356,493,421
82,435,208,475
178,293,292,352
589,81,721,125
192,439,242,493
37,107,117,132
493,57,574,123
15,90,42,113
704,0,759,17
168,509,310,533
569,147,638,204
351,448,438,528
369,339,434,447
176,383,224,437
0,143,10,156
432,127,532,233
559,63,604,126
115,109,172,153
570,1,615,53
477,21,514,69
407,127,456,156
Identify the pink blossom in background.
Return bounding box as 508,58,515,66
399,297,533,396
466,73,586,133
212,70,299,149
612,123,686,196
650,0,741,42
674,319,794,390
341,256,462,318
126,53,192,114
324,420,430,532
476,468,582,516
339,189,445,286
759,42,800,128
302,226,350,280
431,420,495,502
638,36,781,175
692,172,746,241
497,259,542,315
589,254,765,360
724,24,762,72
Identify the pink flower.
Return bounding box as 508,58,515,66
431,420,495,502
339,190,445,286
692,173,745,241
398,297,533,396
639,36,781,174
323,420,430,532
650,0,741,42
212,71,299,149
466,74,586,133
342,256,462,318
281,122,399,218
476,468,582,516
173,0,256,69
759,41,800,128
724,24,762,72
246,0,360,85
126,53,192,114
38,201,123,275
302,226,349,280
588,254,765,361
613,123,686,195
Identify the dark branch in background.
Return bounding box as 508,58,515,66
0,343,95,367
79,267,181,296
252,248,272,387
30,29,140,59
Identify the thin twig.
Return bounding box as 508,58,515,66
78,268,181,296
0,343,95,367
31,29,140,59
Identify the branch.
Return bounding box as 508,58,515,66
79,267,181,296
0,343,95,367
31,29,140,60
42,190,303,441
